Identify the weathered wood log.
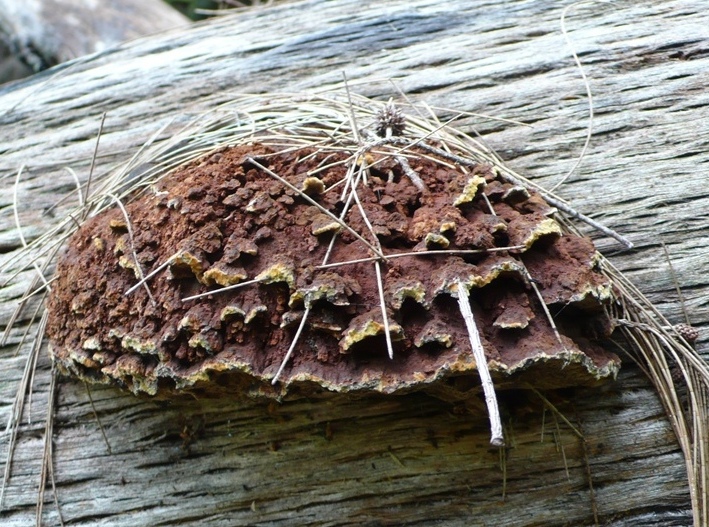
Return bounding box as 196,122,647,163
0,1,707,525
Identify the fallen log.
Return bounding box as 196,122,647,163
0,1,707,525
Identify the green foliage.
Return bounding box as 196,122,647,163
164,0,278,21
163,0,221,21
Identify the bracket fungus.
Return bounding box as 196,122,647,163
46,93,624,445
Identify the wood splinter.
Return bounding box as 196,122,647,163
456,280,504,447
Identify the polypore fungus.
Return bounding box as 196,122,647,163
47,122,619,402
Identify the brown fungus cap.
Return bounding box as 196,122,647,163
47,132,619,399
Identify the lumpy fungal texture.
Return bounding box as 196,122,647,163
47,142,619,398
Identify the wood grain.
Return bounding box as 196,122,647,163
0,1,707,525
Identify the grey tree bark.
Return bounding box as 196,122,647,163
0,1,707,525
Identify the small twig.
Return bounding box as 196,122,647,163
395,155,425,192
272,306,311,384
125,255,176,296
374,260,394,360
455,280,504,447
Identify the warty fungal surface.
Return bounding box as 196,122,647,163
46,105,620,400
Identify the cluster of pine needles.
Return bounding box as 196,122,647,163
1,90,708,525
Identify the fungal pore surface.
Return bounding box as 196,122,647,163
46,93,621,413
